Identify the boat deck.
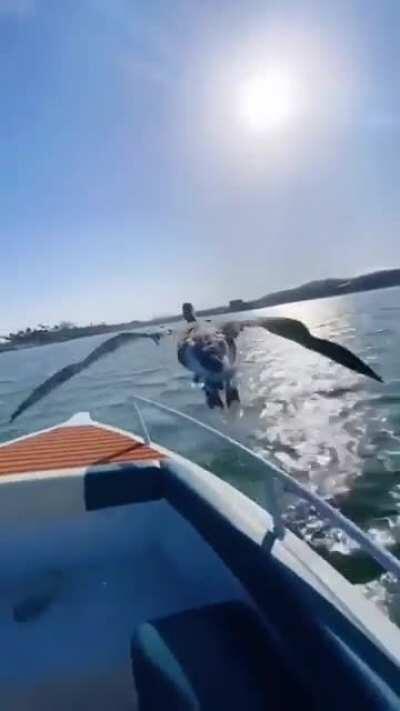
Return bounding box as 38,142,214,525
0,422,164,476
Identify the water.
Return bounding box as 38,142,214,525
1,287,400,620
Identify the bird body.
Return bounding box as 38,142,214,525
177,319,238,408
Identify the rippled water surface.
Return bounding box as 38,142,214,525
1,288,400,620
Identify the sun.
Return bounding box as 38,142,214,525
238,69,298,131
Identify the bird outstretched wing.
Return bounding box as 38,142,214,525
222,317,383,383
10,331,163,422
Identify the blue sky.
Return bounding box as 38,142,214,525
1,0,400,331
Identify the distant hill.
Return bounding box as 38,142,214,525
142,268,400,322
1,268,399,355
247,268,400,310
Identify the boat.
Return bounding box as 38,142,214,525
0,394,400,710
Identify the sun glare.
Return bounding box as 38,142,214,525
239,69,298,132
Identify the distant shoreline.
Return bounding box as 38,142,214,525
1,268,399,354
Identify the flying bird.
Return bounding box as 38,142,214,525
177,303,382,409
9,303,382,421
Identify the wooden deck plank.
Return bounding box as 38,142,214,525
0,425,164,475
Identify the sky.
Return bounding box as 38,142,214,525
1,0,400,331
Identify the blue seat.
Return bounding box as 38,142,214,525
84,465,163,510
131,600,311,710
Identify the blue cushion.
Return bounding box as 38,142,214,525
85,465,162,510
131,601,310,710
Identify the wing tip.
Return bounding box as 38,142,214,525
371,372,384,384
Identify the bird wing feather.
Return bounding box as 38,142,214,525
222,317,383,383
10,331,163,422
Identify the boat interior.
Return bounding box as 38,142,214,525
0,446,400,710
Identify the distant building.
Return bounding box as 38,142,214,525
229,299,246,311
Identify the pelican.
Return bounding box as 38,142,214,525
176,303,382,409
177,303,239,409
9,303,382,422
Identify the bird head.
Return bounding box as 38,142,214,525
182,303,196,323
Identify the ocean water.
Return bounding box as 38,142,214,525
1,287,400,620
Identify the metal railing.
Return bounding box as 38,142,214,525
132,394,400,581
